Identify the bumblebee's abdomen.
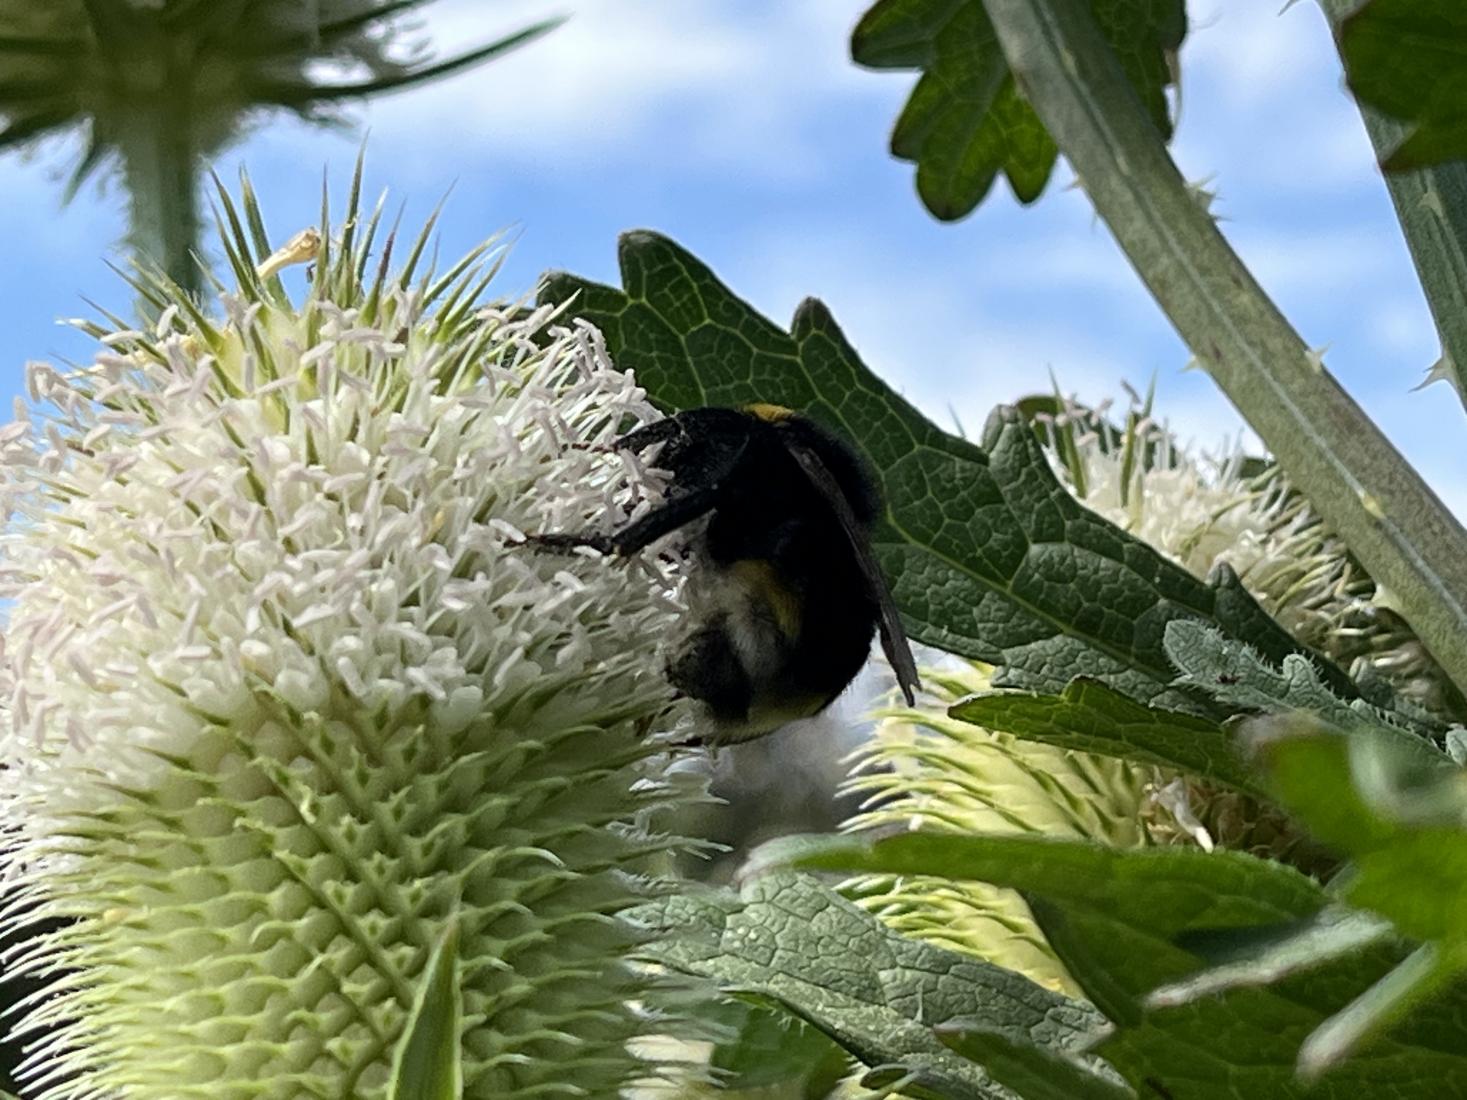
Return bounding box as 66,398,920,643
786,572,879,705
727,559,802,641
730,553,877,704
643,407,886,740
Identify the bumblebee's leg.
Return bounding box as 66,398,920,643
612,417,683,454
525,531,616,555
666,621,751,723
602,488,720,554
528,486,719,557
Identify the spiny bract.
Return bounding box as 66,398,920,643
0,183,693,1098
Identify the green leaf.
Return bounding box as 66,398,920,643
1168,621,1455,783
388,921,462,1100
629,873,1108,1100
539,232,1347,714
1295,944,1462,1083
936,1026,1134,1100
1147,908,1396,1007
851,0,1184,219
951,677,1262,795
1164,620,1452,773
1339,0,1467,171
1257,724,1467,945
748,833,1323,1030
703,1000,852,1096
755,832,1467,1096
1247,722,1467,1079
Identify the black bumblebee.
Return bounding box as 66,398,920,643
535,403,919,742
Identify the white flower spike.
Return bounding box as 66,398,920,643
0,176,694,1098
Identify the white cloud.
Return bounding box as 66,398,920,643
1174,0,1380,193
1364,296,1439,364
1183,0,1333,110
1228,224,1402,295
310,0,897,181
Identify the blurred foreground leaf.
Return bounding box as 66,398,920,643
1339,0,1467,171
756,832,1467,1096
1239,722,1467,1076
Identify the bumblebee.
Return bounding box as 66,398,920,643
534,403,919,742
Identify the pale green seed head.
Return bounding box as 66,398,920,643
845,662,1157,995
0,185,695,1098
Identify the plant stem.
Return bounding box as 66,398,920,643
114,94,203,301
1316,0,1467,411
979,0,1467,696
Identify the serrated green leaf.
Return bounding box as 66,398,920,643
1164,620,1447,746
755,832,1467,1097
851,0,1184,218
936,1025,1134,1100
951,677,1262,795
1340,0,1467,171
540,232,1348,715
388,921,462,1100
629,873,1108,1100
977,0,1467,703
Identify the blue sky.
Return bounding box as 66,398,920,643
0,0,1458,514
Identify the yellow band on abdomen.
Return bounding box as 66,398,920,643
727,559,802,640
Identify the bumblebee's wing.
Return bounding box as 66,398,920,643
785,441,921,706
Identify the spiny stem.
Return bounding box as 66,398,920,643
1317,0,1467,412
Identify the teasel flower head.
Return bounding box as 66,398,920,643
0,178,699,1098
